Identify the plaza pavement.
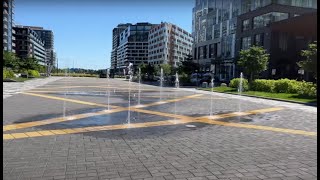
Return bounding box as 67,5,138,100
3,77,317,180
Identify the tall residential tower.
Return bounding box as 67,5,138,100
148,22,193,67
3,0,15,52
192,0,241,82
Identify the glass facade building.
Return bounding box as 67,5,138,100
192,0,241,82
3,0,15,53
116,23,158,71
236,0,317,80
193,0,317,82
13,26,46,65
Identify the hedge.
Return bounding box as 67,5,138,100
3,69,15,79
229,78,249,91
228,78,317,98
51,73,98,77
28,70,40,77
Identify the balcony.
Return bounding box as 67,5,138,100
3,32,8,36
12,36,15,40
12,42,15,47
3,1,8,8
4,24,8,29
12,28,15,34
3,39,8,44
3,9,8,15
3,17,8,22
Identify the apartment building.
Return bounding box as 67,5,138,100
192,0,241,82
3,0,15,52
13,26,46,65
110,23,131,72
116,22,158,71
235,0,317,81
148,22,193,67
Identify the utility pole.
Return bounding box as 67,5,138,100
56,57,58,73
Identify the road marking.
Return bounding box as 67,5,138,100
4,109,316,140
5,93,203,131
3,108,126,132
21,92,120,108
197,118,317,136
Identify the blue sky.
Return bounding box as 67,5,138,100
15,0,194,69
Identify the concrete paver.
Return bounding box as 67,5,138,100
3,77,317,180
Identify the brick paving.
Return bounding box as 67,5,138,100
3,77,317,180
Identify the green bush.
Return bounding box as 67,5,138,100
220,83,227,86
274,78,300,93
297,81,317,97
27,70,40,77
229,78,249,91
3,69,15,79
250,79,275,92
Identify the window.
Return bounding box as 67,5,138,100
254,33,264,46
242,19,250,31
241,36,251,50
253,12,289,29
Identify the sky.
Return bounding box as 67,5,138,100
15,0,195,70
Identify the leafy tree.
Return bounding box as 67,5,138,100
20,57,40,71
3,51,20,70
297,41,317,79
178,54,199,75
238,45,269,83
160,64,172,77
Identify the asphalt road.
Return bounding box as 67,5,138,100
3,77,317,180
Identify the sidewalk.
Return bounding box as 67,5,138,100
3,77,63,99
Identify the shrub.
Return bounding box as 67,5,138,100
250,79,275,92
229,78,249,91
220,83,227,87
3,69,15,79
274,78,300,93
27,70,40,77
297,81,317,97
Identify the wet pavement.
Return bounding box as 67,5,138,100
3,77,317,180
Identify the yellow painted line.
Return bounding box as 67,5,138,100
3,108,126,132
21,92,120,108
3,134,14,140
197,118,317,136
5,93,202,131
11,133,28,138
3,107,286,140
38,131,55,136
3,118,195,139
25,132,42,137
140,94,203,107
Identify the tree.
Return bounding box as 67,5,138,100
238,45,269,83
20,57,40,71
178,54,199,75
3,51,20,70
160,63,172,77
297,41,317,79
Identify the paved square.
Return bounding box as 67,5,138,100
3,77,317,180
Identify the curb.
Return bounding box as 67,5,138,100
196,88,317,107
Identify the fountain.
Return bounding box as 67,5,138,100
209,76,214,117
238,72,243,113
127,63,133,125
63,68,68,118
105,69,110,111
159,68,164,104
134,67,144,108
174,72,179,122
